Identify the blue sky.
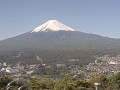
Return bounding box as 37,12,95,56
0,0,120,40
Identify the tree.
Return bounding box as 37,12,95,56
53,77,74,90
89,74,108,90
0,76,12,89
30,77,54,90
107,72,120,90
54,77,93,90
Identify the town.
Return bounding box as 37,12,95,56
1,55,120,79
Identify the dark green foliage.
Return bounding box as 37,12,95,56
30,78,54,90
53,77,94,90
89,74,108,90
1,48,120,66
107,72,120,90
35,65,67,76
35,65,47,75
0,76,12,90
1,73,120,90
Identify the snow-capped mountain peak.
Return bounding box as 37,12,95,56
31,20,75,33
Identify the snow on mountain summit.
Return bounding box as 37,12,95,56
31,20,75,33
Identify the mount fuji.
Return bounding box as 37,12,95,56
31,20,75,32
0,20,120,64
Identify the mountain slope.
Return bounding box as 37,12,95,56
0,20,120,64
0,30,119,51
